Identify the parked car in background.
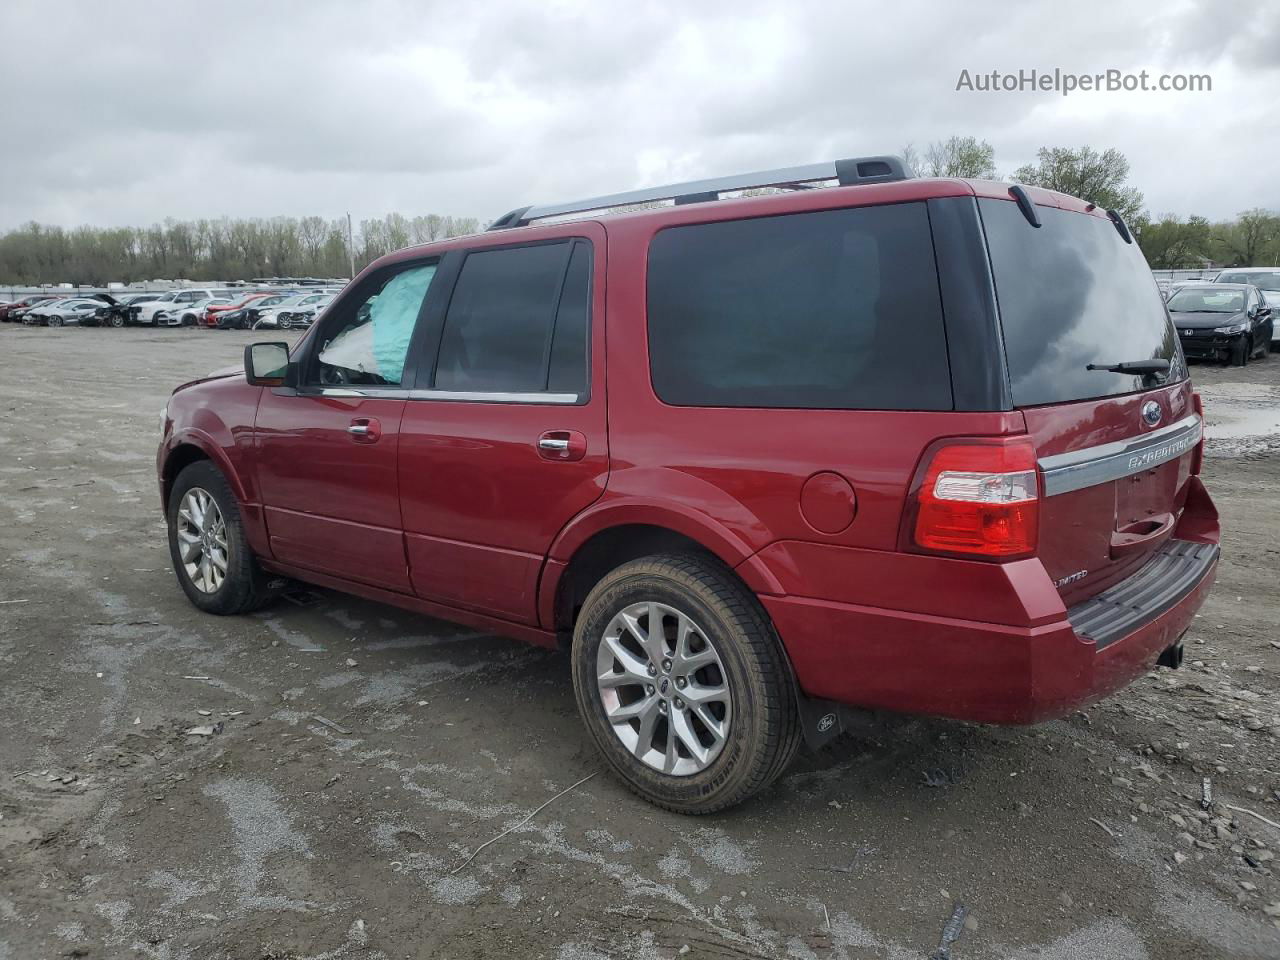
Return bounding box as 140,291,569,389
26,297,111,327
167,298,234,327
1162,279,1216,301
1168,283,1273,364
4,295,63,322
236,293,301,329
201,292,275,328
252,292,333,329
158,156,1219,813
213,293,297,329
275,294,335,329
134,288,237,326
95,293,160,327
1213,268,1280,348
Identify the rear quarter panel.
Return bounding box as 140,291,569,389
595,185,1038,621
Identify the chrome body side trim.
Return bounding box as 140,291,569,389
1038,415,1202,496
407,389,581,405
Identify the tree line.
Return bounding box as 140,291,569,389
2,140,1277,284
0,213,481,286
901,136,1279,270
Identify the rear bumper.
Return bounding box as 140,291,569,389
764,538,1218,725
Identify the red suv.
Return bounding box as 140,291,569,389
157,156,1219,813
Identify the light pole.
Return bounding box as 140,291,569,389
346,212,356,279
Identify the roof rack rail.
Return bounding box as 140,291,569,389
487,155,912,231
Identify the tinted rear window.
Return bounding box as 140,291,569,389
646,202,952,410
980,198,1183,407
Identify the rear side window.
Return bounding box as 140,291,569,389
434,240,590,396
646,202,952,410
980,198,1184,407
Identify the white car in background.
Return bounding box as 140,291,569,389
168,297,234,327
134,288,236,326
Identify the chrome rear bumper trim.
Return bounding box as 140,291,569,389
1038,414,1202,496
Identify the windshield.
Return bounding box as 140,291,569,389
1167,289,1245,313
980,199,1184,406
1216,271,1280,291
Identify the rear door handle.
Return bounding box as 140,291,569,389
1110,512,1175,559
537,430,587,462
348,417,381,443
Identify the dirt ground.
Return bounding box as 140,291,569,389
1,325,1278,960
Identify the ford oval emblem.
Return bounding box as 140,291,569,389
1141,400,1162,427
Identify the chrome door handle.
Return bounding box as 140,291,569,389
347,424,370,435
538,437,570,451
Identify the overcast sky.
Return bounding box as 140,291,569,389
1,0,1276,230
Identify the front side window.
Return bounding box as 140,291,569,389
646,202,951,410
315,263,437,387
432,240,590,396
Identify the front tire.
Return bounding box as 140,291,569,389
167,461,278,615
1230,337,1249,367
571,554,801,814
108,313,124,328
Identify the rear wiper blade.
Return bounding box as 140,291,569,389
1086,359,1171,376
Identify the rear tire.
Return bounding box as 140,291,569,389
167,461,279,615
571,553,801,814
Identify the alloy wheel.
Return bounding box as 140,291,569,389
596,601,732,776
175,487,229,593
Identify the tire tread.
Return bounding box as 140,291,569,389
573,552,801,814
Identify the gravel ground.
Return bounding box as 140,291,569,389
1,325,1279,960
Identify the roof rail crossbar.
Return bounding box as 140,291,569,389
487,155,912,230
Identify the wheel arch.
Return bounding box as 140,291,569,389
160,431,248,509
541,505,784,641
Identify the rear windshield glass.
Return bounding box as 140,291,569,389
980,198,1184,407
647,202,952,410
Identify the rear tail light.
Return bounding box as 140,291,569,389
1190,392,1204,476
908,437,1039,559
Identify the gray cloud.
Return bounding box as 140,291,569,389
1,0,1276,229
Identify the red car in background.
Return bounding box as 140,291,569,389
1,295,62,322
200,292,274,327
157,155,1219,813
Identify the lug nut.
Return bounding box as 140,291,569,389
674,698,685,710
675,676,687,689
646,684,655,696
661,658,672,673
647,663,657,676
658,700,668,714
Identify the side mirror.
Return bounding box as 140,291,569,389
245,342,295,387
